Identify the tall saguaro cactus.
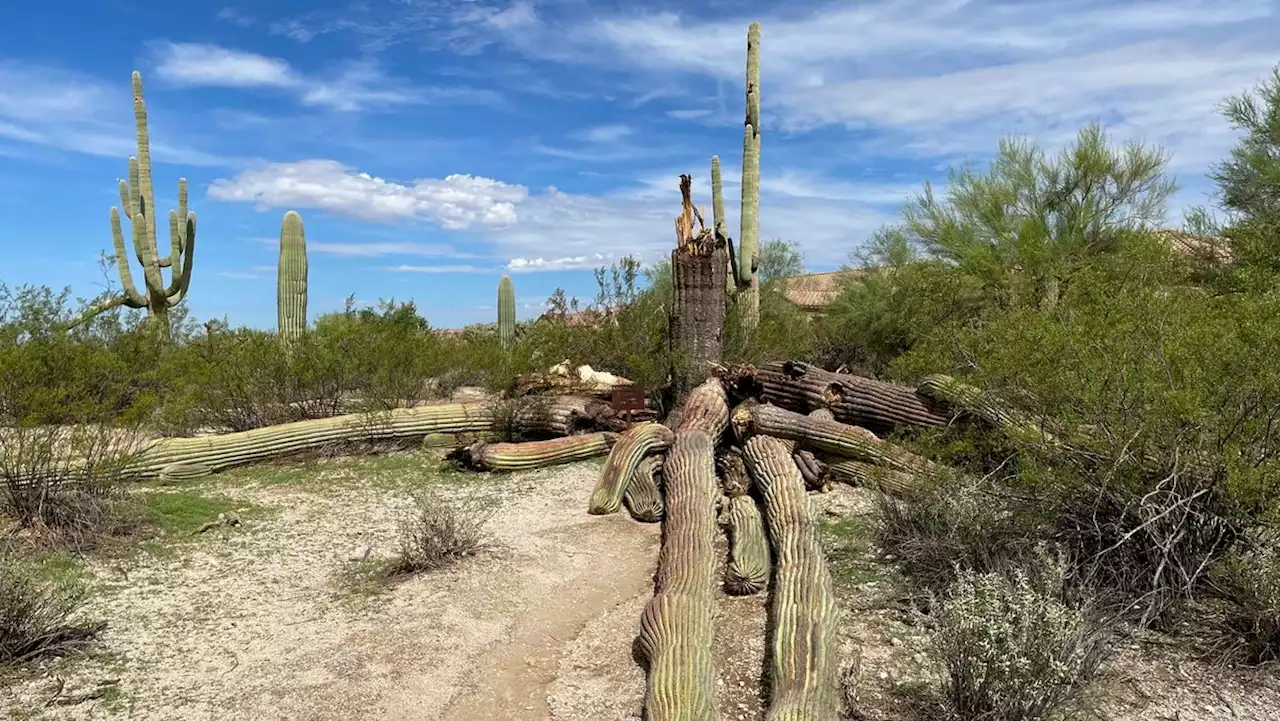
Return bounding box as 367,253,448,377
739,21,762,328
69,71,195,337
498,275,516,350
277,210,308,340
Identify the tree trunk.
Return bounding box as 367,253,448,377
670,236,728,399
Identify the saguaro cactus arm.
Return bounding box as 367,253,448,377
738,21,762,327
589,422,675,515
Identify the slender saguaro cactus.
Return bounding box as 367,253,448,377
277,210,308,340
69,71,195,337
712,155,737,295
498,275,516,350
738,22,762,328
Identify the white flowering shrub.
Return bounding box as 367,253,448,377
931,566,1108,721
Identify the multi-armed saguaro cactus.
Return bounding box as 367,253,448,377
277,210,308,341
70,71,195,337
498,274,516,350
738,21,762,328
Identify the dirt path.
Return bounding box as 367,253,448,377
1,456,662,720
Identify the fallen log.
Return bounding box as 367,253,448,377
752,360,952,434
513,395,628,436
743,433,841,718
732,401,938,476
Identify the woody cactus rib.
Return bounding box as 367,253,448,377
734,401,938,476
623,455,665,523
743,434,841,720
795,409,833,491
721,494,770,596
514,395,624,436
638,429,721,720
468,432,616,472
589,422,674,515
755,361,950,434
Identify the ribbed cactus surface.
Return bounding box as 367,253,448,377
742,434,841,720
277,210,308,340
722,494,770,595
623,454,665,523
72,71,196,336
738,22,762,328
821,458,920,496
468,432,616,472
498,275,516,349
589,421,674,515
917,374,1055,446
734,402,937,476
638,430,720,720
674,378,731,438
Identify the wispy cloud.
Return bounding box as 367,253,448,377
381,263,490,273
507,254,616,272
148,42,501,111
308,241,475,258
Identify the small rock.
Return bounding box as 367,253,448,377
877,671,889,680
347,545,372,562
889,637,903,647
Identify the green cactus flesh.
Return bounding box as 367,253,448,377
623,454,665,523
469,432,616,472
734,402,937,476
498,275,516,349
589,421,674,515
722,493,770,595
821,458,920,496
738,21,762,327
742,434,841,720
916,374,1055,446
638,430,720,720
277,210,308,340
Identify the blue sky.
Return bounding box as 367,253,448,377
0,0,1277,330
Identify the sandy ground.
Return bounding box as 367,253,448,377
2,451,1278,720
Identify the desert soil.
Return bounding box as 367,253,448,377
2,449,1279,720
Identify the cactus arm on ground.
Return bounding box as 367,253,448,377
916,374,1056,446
742,434,841,720
467,432,616,472
793,450,827,492
821,459,922,496
638,429,721,720
513,395,626,436
738,21,762,328
734,401,938,476
623,455,665,523
498,275,516,349
111,404,493,481
749,361,951,435
721,494,771,595
277,210,308,340
589,422,675,515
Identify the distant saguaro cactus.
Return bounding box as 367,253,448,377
277,210,308,340
738,21,762,328
498,275,516,349
68,71,195,337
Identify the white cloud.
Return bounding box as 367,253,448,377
148,42,499,112
507,254,615,272
308,241,473,258
381,264,490,273
576,124,633,144
207,159,528,229
0,60,233,165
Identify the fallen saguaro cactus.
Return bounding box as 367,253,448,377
753,360,951,434
721,493,770,595
513,395,627,435
793,449,827,492
822,458,921,496
124,403,492,481
742,433,841,719
638,430,721,720
623,455,665,523
916,374,1056,446
733,401,938,476
588,421,675,515
636,378,730,720
467,432,617,472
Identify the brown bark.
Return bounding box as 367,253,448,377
670,235,729,400
753,360,952,435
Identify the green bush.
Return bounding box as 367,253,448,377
0,553,103,666
1205,539,1280,666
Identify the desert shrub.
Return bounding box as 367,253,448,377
387,490,492,576
0,554,103,666
1205,539,1280,666
927,565,1110,721
874,473,1043,593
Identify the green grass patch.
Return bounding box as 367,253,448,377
821,516,880,588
